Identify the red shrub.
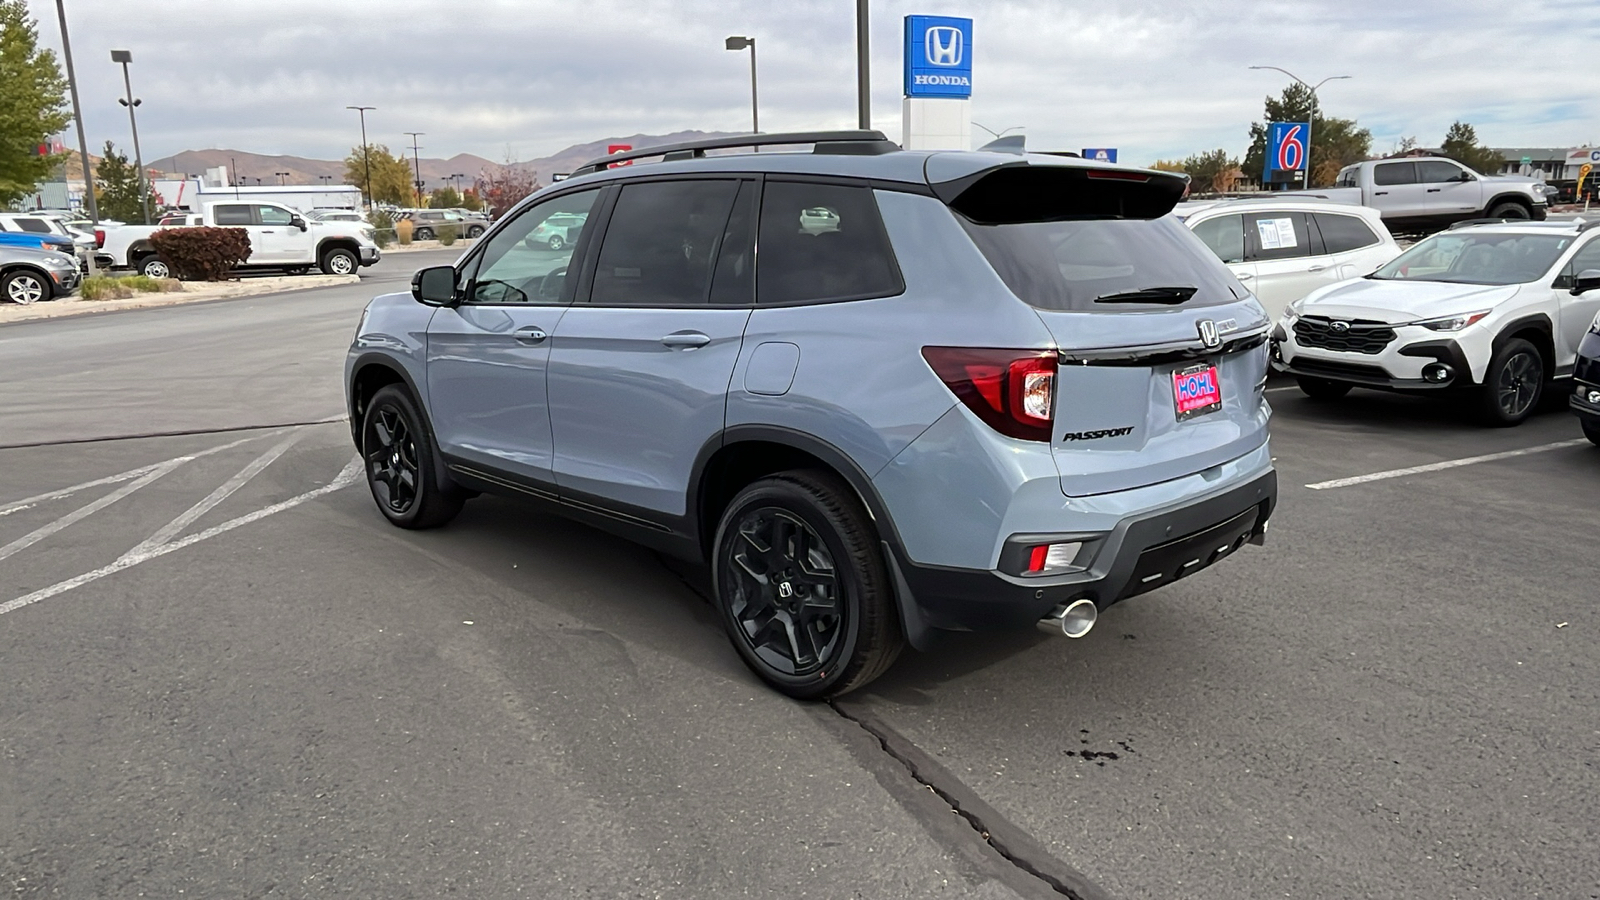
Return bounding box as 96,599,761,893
148,227,252,281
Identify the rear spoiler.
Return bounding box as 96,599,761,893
931,162,1189,224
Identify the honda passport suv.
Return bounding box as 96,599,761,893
345,131,1277,698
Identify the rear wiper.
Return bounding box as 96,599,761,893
1094,286,1198,304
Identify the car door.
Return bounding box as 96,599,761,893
1188,213,1259,296
424,187,604,488
253,205,304,262
1243,211,1324,321
545,177,754,524
1416,160,1481,216
1370,161,1425,218
1310,211,1391,279
1554,236,1600,368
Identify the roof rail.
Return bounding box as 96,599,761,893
571,130,897,175
1446,217,1518,230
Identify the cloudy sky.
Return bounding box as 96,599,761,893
27,0,1600,166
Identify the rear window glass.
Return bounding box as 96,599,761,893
959,215,1245,312
757,182,903,305
213,205,252,226
591,179,740,306
1313,213,1380,254
1373,162,1415,186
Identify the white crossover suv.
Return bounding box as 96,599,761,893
1272,219,1600,425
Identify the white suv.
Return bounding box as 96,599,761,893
1272,219,1600,425
1175,199,1401,321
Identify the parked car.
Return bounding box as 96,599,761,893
345,131,1277,699
0,212,95,270
307,209,368,224
99,201,381,277
1176,199,1402,321
1272,219,1600,425
401,208,489,239
0,244,81,304
522,211,588,250
1571,310,1600,445
1293,157,1548,232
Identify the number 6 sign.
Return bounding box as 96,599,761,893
1265,121,1311,182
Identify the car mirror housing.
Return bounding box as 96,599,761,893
291,214,308,231
412,265,459,307
1572,269,1600,296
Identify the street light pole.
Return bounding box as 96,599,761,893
1248,66,1351,187
54,0,99,226
403,132,425,207
347,106,375,211
855,0,870,129
724,37,758,134
111,49,149,224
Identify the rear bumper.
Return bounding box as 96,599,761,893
889,468,1276,637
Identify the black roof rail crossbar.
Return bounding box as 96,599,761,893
572,130,893,175
1446,217,1517,230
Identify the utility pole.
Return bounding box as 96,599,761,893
403,132,425,207
347,106,375,211
54,0,99,226
111,49,149,224
855,0,870,130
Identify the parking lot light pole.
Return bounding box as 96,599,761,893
110,49,149,224
1248,66,1351,186
403,132,425,207
724,37,758,135
54,0,99,226
347,106,375,211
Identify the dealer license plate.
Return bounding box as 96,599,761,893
1172,363,1223,420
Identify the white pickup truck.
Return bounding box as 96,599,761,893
100,201,381,278
1292,157,1550,233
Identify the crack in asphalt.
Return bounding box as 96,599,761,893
829,700,1116,900
0,416,347,450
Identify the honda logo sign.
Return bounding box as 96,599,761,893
904,15,973,99
925,26,963,66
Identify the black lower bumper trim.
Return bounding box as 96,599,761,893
1271,355,1449,391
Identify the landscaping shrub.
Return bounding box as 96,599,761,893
78,275,184,301
437,222,459,246
148,227,251,281
395,217,414,245
368,210,395,249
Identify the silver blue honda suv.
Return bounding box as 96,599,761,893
345,131,1277,698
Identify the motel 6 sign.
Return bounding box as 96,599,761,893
1264,121,1310,184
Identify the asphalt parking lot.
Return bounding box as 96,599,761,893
2,253,1596,899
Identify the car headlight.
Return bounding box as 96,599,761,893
1413,310,1490,332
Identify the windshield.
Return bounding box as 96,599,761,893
1372,232,1572,285
959,215,1246,311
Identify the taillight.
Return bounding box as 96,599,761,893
94,229,105,248
921,347,1056,441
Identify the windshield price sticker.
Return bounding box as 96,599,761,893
1257,217,1298,250
1173,363,1224,420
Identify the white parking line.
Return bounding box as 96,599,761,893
0,456,362,617
0,460,186,563
1305,439,1589,490
1264,386,1300,394
0,434,269,519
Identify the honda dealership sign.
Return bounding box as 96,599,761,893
904,15,973,99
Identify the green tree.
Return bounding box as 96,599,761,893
343,144,415,206
1440,121,1503,175
1243,82,1372,188
1178,149,1243,194
458,188,484,212
0,0,70,204
95,141,157,223
429,186,462,209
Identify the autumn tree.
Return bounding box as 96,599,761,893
343,144,415,206
95,141,159,223
1440,122,1504,175
0,0,70,204
1178,149,1243,195
476,164,536,220
1243,82,1371,188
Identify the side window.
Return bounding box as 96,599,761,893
15,218,53,234
1246,212,1315,261
1557,238,1600,288
1312,213,1380,254
1189,214,1245,264
1373,162,1416,186
213,205,253,226
257,206,294,226
756,181,902,305
1335,168,1358,188
590,179,740,306
465,188,601,305
708,181,757,305
1418,161,1467,184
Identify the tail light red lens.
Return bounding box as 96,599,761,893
94,229,105,248
921,347,1056,441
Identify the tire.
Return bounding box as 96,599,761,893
320,247,358,276
136,255,170,279
2,269,49,305
712,470,904,699
547,235,564,251
1477,337,1544,426
1296,376,1352,400
1486,200,1532,220
360,384,466,529
414,227,435,241
1584,420,1600,448
466,226,484,238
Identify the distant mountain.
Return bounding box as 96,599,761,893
145,131,744,189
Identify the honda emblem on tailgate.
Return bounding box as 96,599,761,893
1197,319,1221,350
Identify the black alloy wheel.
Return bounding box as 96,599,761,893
361,385,464,528
1479,338,1544,426
713,471,903,699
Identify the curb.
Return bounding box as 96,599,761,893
0,274,361,325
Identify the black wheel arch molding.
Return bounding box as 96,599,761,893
346,353,463,502
1492,313,1557,376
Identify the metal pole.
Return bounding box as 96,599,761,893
855,0,870,129
404,132,424,207
54,0,98,225
748,41,759,135
348,106,375,212
116,59,149,224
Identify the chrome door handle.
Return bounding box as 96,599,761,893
660,331,711,349
513,326,548,344
1307,265,1327,272
1235,273,1253,280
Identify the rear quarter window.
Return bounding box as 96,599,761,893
1312,213,1380,254
756,181,903,305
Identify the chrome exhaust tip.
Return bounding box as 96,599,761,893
1036,598,1098,639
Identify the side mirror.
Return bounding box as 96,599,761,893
291,214,308,231
1457,171,1476,182
412,265,459,306
1572,269,1600,296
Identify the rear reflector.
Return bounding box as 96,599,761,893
922,347,1055,442
1024,541,1084,575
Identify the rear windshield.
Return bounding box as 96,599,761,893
959,215,1247,311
